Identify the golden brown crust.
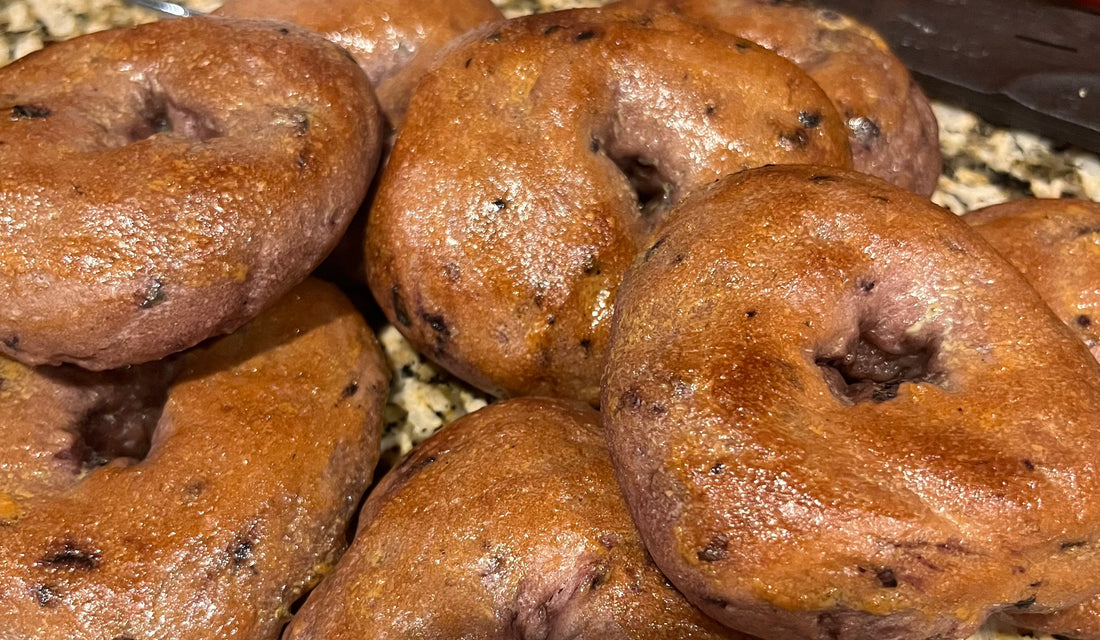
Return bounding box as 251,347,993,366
367,7,851,405
0,17,382,370
0,279,388,640
964,198,1100,639
612,0,941,195
216,0,503,125
966,199,1100,362
602,166,1100,640
285,397,745,639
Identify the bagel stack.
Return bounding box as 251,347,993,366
2,1,1100,640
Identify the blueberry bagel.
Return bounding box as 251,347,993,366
0,17,382,369
603,166,1100,640
287,398,746,639
0,279,388,640
367,7,851,405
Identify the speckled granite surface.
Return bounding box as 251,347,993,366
0,3,1096,636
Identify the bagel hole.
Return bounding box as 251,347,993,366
123,89,223,146
73,401,163,471
612,154,673,220
50,363,176,472
815,331,940,404
593,134,674,223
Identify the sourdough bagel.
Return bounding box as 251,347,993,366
602,166,1100,640
286,397,744,639
216,0,503,125
0,279,388,640
612,0,941,195
0,17,382,370
367,7,852,405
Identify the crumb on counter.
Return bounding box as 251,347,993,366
377,325,488,467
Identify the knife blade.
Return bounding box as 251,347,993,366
810,0,1100,154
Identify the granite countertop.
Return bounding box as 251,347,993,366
1,3,1097,637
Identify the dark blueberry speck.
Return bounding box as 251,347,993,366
1014,595,1037,608
34,584,59,607
746,310,757,318
492,199,507,211
779,129,809,150
876,568,898,588
544,25,564,35
575,30,597,41
849,116,882,143
423,313,449,335
139,277,168,309
697,535,729,562
798,111,821,128
38,542,99,571
341,382,358,399
392,286,411,327
1077,315,1092,328
618,388,642,412
11,105,51,120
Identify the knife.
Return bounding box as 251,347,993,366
122,0,204,17
810,0,1100,154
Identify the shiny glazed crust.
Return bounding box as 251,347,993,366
966,199,1100,362
0,17,383,370
0,279,389,640
613,0,941,195
965,198,1100,639
216,0,503,125
367,7,852,405
285,397,745,639
603,166,1100,640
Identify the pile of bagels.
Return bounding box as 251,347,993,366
2,0,1100,639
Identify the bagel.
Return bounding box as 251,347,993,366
0,279,388,639
965,197,1100,639
0,17,382,370
367,7,852,405
966,198,1100,362
285,397,744,639
611,0,941,195
602,166,1100,640
216,0,503,126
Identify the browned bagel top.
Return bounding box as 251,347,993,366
286,397,745,640
0,17,382,370
966,198,1100,362
964,198,1100,640
367,7,852,405
611,0,941,195
0,279,388,640
603,166,1100,640
216,0,503,125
